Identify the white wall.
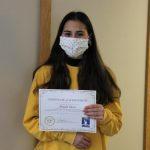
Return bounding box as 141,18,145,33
0,0,40,149
51,0,148,150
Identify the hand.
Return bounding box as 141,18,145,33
83,104,104,121
73,133,91,149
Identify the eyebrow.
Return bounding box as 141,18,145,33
63,30,84,33
63,30,71,33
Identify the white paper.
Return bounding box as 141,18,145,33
39,89,96,133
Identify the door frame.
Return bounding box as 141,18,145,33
144,1,150,150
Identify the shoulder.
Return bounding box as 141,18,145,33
35,65,51,74
33,65,52,85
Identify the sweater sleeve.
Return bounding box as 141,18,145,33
23,66,76,144
97,99,122,136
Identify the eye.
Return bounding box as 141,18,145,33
64,33,71,37
77,33,84,37
76,32,85,38
62,31,72,37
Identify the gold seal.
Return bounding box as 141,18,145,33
44,116,55,126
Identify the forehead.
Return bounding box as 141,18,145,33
63,20,87,31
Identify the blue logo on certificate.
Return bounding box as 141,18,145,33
82,117,90,127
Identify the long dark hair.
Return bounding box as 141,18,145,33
34,11,121,105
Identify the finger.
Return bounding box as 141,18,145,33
85,110,104,119
82,139,91,146
83,136,91,143
85,111,101,116
86,114,102,119
84,108,104,116
77,141,91,149
87,114,104,120
84,105,103,112
88,116,104,120
84,104,100,109
84,108,103,113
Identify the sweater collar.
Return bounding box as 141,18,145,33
65,55,82,67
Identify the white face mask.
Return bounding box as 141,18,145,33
59,36,89,59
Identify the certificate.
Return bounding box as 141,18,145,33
39,89,96,133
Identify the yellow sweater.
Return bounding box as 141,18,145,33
23,65,122,150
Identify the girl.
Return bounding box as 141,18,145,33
23,11,122,150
